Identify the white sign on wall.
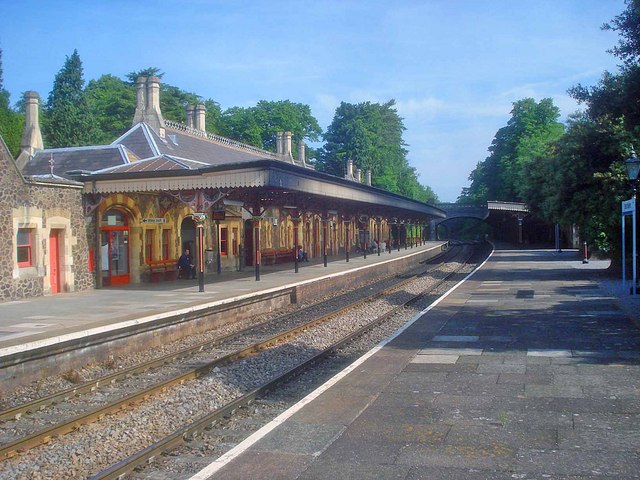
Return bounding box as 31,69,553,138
142,218,167,224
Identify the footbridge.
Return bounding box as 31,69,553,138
433,201,530,243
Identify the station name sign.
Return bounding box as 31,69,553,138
142,218,167,224
622,199,636,215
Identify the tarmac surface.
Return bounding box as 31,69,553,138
189,248,640,480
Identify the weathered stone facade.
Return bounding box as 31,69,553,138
0,137,94,302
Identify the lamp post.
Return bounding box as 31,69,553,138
625,149,640,296
193,212,207,293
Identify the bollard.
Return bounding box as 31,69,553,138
582,241,589,264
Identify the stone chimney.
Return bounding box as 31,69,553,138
16,91,44,170
283,131,293,159
276,132,283,154
132,76,146,124
345,158,354,180
298,140,306,165
132,76,165,137
366,169,372,186
147,76,165,136
355,167,362,183
186,105,195,129
194,104,206,131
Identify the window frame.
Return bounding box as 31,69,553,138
144,229,154,263
232,227,238,256
161,229,170,260
220,226,229,256
17,228,34,267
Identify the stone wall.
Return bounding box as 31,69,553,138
0,137,94,301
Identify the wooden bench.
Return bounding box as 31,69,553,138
261,248,294,265
275,248,295,264
145,259,178,282
261,248,277,266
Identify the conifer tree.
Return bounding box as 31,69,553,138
43,49,97,147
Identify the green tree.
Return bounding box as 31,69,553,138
43,49,98,147
251,100,322,151
569,1,640,138
556,0,640,257
85,74,136,143
602,0,640,68
0,48,23,156
125,67,164,83
203,98,224,135
127,67,224,135
318,100,436,201
0,47,7,106
219,100,322,153
461,98,564,204
320,101,406,179
219,106,263,147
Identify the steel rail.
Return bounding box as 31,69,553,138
0,245,453,424
89,245,476,480
0,245,461,461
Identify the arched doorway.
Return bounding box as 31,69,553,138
180,216,197,268
101,208,130,286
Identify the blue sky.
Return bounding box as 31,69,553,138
0,0,625,201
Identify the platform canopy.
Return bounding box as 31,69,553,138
75,122,445,222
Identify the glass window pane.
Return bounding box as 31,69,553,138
17,246,30,263
101,210,127,226
162,230,170,260
17,229,30,245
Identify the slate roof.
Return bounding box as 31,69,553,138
22,120,295,181
111,123,158,159
111,122,280,170
93,154,206,175
23,145,134,178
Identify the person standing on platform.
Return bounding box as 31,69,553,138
178,248,196,279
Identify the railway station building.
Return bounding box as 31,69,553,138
1,76,445,300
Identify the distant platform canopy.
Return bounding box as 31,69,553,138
487,201,529,213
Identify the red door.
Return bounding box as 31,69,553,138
49,230,60,294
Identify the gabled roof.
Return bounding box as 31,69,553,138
22,144,134,178
111,123,159,159
113,122,283,169
23,120,302,181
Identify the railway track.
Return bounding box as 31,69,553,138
0,242,484,479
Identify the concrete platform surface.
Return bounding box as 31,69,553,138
192,249,640,480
